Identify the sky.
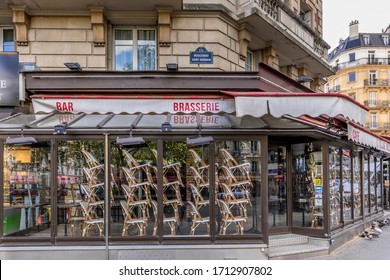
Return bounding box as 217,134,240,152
323,0,390,51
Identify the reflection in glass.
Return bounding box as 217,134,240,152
137,30,156,70
268,145,287,228
352,151,362,219
292,143,323,228
112,142,157,237
115,30,133,71
377,159,383,211
215,141,261,235
57,141,105,237
363,154,370,216
330,147,342,229
342,150,353,223
3,144,51,237
370,155,376,214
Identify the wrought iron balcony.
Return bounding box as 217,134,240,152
366,122,390,130
363,100,390,108
364,79,390,87
335,58,390,71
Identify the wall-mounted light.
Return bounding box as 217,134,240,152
166,63,178,71
116,126,145,147
186,114,214,147
6,126,37,145
53,123,68,135
6,136,37,145
187,135,214,147
64,62,82,71
116,136,145,146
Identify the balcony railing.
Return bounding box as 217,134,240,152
328,85,340,93
334,58,390,71
366,122,390,130
236,0,329,59
363,100,390,108
364,79,390,87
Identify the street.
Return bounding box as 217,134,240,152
311,213,390,260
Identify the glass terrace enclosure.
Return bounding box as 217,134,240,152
0,112,387,245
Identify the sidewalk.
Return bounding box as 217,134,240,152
310,211,390,260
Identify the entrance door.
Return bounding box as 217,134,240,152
268,142,324,235
268,145,288,232
291,143,324,229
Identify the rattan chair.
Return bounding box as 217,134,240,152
120,200,148,236
189,183,209,210
150,200,178,236
217,199,246,235
187,201,210,235
80,201,104,237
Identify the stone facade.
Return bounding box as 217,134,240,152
1,0,331,90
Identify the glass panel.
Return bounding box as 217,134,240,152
69,115,108,128
137,115,168,128
268,145,287,228
161,141,192,236
115,30,132,42
102,115,138,128
137,30,156,70
111,142,157,237
3,143,51,237
115,29,133,69
370,155,376,213
329,147,342,229
3,29,14,52
35,114,80,128
353,152,362,219
363,153,370,216
376,158,382,211
0,114,48,128
57,141,105,237
342,150,353,222
115,45,133,71
292,143,323,228
215,141,261,236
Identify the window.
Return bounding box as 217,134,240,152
383,35,389,45
368,51,375,64
114,29,156,71
363,35,371,45
349,52,356,62
348,72,356,82
370,113,378,128
369,91,377,106
245,51,253,71
1,27,14,52
369,70,377,85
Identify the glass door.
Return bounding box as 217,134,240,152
268,145,287,231
291,143,323,229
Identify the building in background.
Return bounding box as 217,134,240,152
327,21,390,136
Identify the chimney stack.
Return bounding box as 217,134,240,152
349,20,359,38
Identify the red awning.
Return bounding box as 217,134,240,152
31,94,235,114
348,122,390,153
221,91,368,125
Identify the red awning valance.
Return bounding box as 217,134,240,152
221,91,368,125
